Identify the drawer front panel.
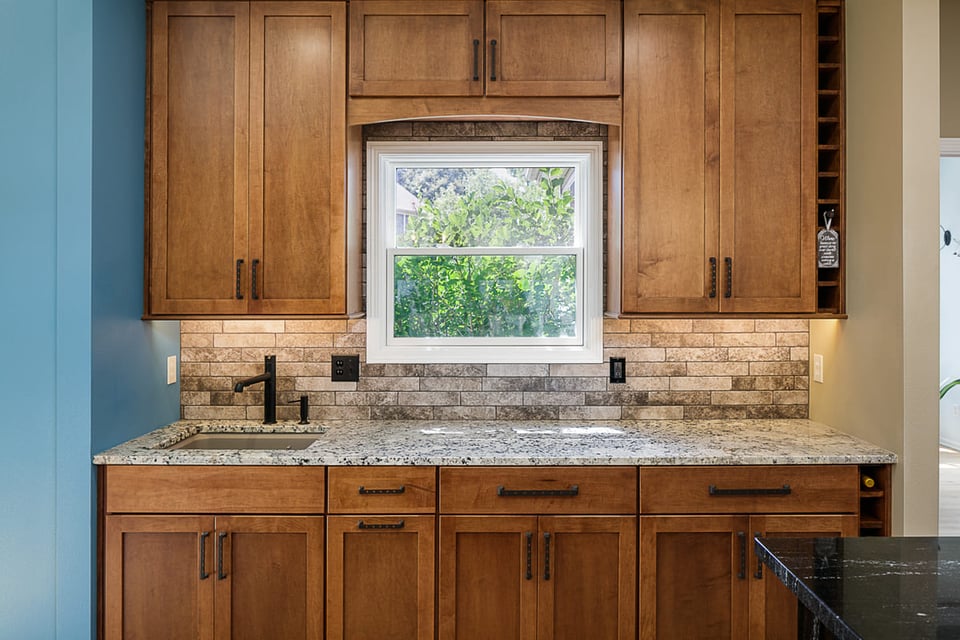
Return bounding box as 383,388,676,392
328,466,437,513
440,466,637,514
103,466,326,514
639,465,858,514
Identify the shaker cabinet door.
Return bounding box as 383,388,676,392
248,1,346,314
349,1,484,97
622,0,720,313
148,2,250,315
719,0,817,313
639,515,750,640
103,515,216,640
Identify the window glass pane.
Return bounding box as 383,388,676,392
393,254,577,338
394,166,575,248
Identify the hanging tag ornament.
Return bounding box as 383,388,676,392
817,210,840,268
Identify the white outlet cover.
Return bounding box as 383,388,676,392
167,355,177,385
813,354,824,384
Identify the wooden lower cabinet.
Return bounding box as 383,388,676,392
749,514,859,640
104,514,324,640
639,513,857,640
326,515,435,640
438,515,636,640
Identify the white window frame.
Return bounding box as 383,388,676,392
367,141,603,364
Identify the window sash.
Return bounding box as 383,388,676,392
387,247,584,346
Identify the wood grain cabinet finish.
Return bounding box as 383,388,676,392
438,467,637,640
327,466,436,514
327,516,435,640
104,514,324,640
638,465,858,640
440,466,638,514
147,1,346,316
622,0,817,314
349,0,620,97
326,466,437,640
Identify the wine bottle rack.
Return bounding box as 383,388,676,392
858,464,891,536
816,0,846,315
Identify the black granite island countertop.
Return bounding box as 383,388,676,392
755,537,960,640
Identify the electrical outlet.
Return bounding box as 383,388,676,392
813,353,824,384
331,354,360,382
166,355,177,385
953,404,960,417
609,357,626,383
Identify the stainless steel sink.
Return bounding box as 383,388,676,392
167,433,320,450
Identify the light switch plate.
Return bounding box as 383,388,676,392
813,353,824,384
167,355,177,385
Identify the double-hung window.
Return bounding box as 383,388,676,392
367,141,603,363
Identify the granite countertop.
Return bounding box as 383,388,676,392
756,537,960,640
92,419,896,466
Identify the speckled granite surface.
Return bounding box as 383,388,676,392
92,419,896,466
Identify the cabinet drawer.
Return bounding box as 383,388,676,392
440,467,637,514
103,466,326,514
639,465,858,515
328,466,436,513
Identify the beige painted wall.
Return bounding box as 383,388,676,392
943,0,960,137
810,0,940,535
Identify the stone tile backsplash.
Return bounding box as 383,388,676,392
180,319,809,421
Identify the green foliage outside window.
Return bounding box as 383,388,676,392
393,167,578,338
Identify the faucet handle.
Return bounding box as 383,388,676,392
288,394,309,424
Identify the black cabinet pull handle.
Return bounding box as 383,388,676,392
497,485,578,497
199,532,210,580
709,484,791,497
525,532,533,580
709,257,717,298
754,532,763,579
217,532,228,580
358,520,405,530
724,257,732,298
737,531,746,580
358,485,405,495
251,259,260,300
490,39,497,81
472,39,480,81
235,260,244,300
543,532,551,580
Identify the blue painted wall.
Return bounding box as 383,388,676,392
0,1,60,636
0,1,179,636
91,0,179,455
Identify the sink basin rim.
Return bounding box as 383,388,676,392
166,432,320,451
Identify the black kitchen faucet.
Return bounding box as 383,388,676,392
233,355,277,424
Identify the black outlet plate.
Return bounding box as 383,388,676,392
609,357,626,384
331,354,360,382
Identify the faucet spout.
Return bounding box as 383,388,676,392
233,355,277,424
234,373,271,393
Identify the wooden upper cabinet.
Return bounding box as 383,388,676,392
146,1,347,316
622,0,817,314
349,0,621,98
249,2,346,314
349,1,484,97
485,1,622,97
719,0,816,313
148,2,250,315
623,0,720,313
